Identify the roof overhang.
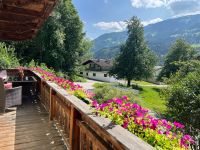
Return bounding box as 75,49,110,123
0,0,58,41
82,60,94,65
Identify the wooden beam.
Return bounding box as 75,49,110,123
0,11,39,23
0,30,37,41
0,21,37,32
4,0,55,6
1,2,55,17
2,5,43,17
0,21,38,29
0,0,58,41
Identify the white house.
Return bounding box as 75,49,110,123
80,59,117,82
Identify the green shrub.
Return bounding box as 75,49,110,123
70,75,87,82
163,71,200,129
0,42,19,69
132,84,143,91
27,59,37,68
93,83,139,104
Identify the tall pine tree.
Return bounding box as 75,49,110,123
110,16,156,87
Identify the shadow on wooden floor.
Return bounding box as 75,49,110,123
0,96,67,150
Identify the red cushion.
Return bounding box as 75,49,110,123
4,83,12,89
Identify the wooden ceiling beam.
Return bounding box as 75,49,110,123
0,0,57,41
0,11,39,23
0,22,37,32
4,0,55,6
2,5,43,17
1,2,55,17
0,32,34,41
0,21,38,28
0,29,36,35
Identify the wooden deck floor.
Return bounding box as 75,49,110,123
0,97,67,150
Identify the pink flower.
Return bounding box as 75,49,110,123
132,103,140,109
166,124,172,130
122,120,129,128
122,95,128,100
115,99,123,105
180,135,194,148
135,110,144,117
173,121,185,129
99,103,108,110
125,103,131,107
107,99,114,103
150,119,158,130
157,130,162,134
109,107,113,112
92,100,99,108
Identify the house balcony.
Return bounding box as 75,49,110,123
0,69,154,150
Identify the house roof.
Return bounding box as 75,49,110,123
82,59,113,69
0,0,58,41
154,66,162,71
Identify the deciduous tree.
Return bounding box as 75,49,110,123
158,39,196,80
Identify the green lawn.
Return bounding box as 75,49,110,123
93,82,167,114
135,86,166,114
132,80,156,86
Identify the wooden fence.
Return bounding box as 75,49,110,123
7,69,154,150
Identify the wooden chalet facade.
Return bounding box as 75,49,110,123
81,59,117,82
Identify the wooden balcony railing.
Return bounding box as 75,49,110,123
6,69,154,150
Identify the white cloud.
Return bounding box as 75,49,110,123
130,0,199,8
172,11,200,18
93,21,127,32
130,0,200,18
130,0,166,8
168,0,200,17
94,18,163,32
142,18,163,26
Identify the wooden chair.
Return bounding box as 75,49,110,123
0,78,22,113
0,70,8,81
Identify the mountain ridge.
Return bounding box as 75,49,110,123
92,14,200,59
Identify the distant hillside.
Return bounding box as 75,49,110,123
92,14,200,59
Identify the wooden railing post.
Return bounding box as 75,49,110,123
69,106,80,150
49,87,53,120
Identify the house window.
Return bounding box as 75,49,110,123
104,74,107,77
80,72,83,75
86,73,88,76
93,73,96,77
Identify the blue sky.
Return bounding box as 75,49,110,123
72,0,200,39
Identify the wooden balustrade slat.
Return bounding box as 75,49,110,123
77,120,109,150
69,106,80,150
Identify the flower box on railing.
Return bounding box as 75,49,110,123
31,69,154,150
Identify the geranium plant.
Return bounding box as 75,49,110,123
91,96,194,150
31,67,94,100
30,67,195,149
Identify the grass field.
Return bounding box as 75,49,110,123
132,80,157,86
136,86,166,114
93,82,167,114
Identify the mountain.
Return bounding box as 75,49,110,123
92,14,200,59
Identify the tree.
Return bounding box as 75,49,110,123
0,42,19,69
11,0,91,76
110,16,156,87
163,60,200,129
158,39,196,80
